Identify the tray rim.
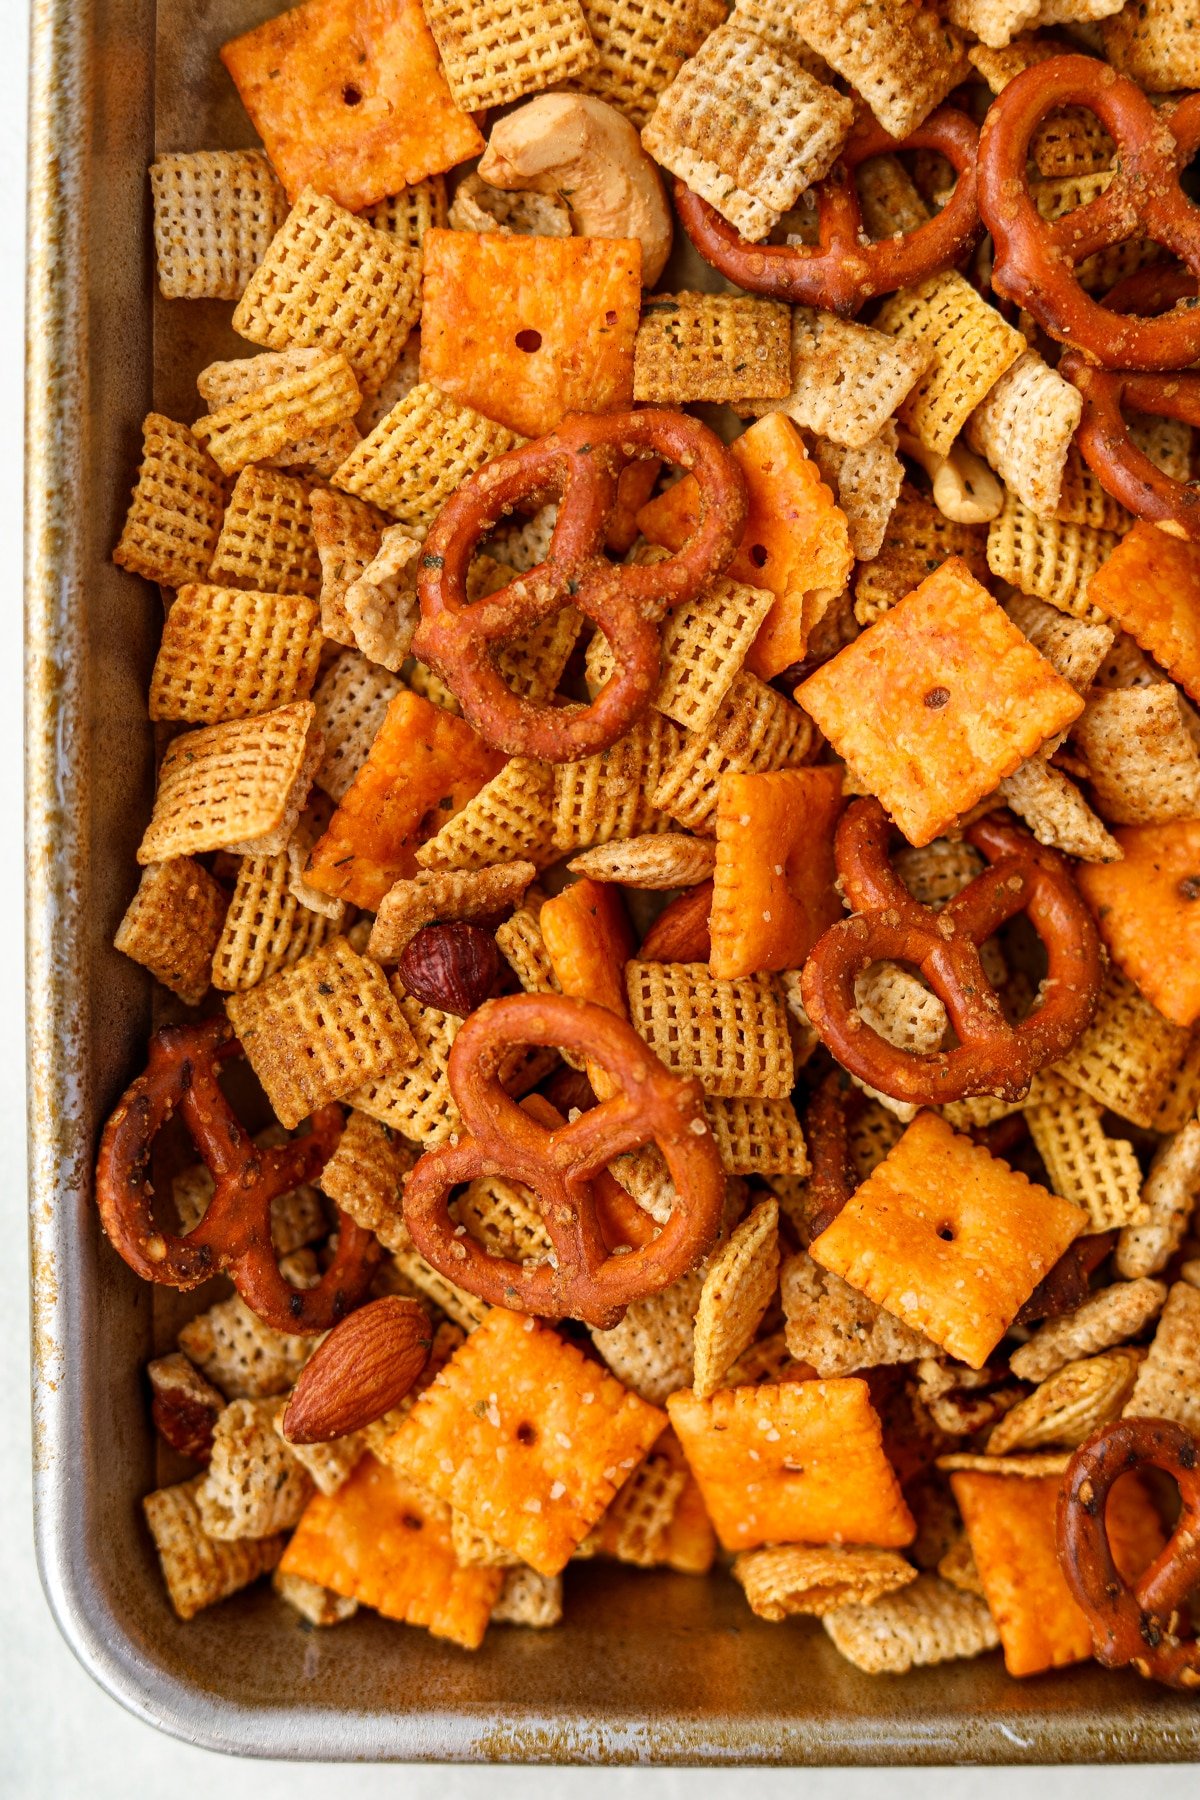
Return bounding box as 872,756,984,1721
23,0,1200,1764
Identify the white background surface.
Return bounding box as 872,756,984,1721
1,0,1197,1791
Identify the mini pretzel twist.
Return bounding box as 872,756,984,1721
674,106,981,317
1060,351,1200,542
95,1017,380,1332
402,992,726,1329
413,409,747,762
1058,1416,1200,1690
801,1074,859,1245
979,55,1200,370
799,799,1103,1107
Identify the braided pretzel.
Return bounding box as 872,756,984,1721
978,56,1200,370
414,410,746,763
675,106,981,317
402,993,726,1329
1060,350,1200,542
799,800,1103,1106
95,1018,380,1332
1058,1417,1200,1690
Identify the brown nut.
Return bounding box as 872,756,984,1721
638,881,713,962
147,1351,225,1464
282,1297,433,1443
397,921,502,1016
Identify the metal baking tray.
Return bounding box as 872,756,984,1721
25,0,1200,1762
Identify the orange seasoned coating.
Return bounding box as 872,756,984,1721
709,767,844,979
1085,524,1200,706
1077,822,1200,1030
539,879,635,1021
796,558,1084,846
667,1378,915,1552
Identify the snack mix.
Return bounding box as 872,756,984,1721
104,0,1200,1687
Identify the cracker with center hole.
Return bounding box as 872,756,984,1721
211,851,336,994
735,1543,917,1620
552,714,681,851
988,1349,1143,1455
280,1456,502,1649
1118,1117,1200,1279
315,1109,413,1254
591,1270,706,1403
385,1310,666,1575
811,426,906,564
419,230,641,441
417,758,556,871
209,467,321,599
1103,0,1199,90
492,1568,563,1627
966,348,1081,518
369,860,535,962
781,1249,935,1377
626,960,795,1098
421,0,598,109
332,382,520,528
137,701,319,865
149,583,323,726
1086,524,1200,704
710,766,844,979
798,558,1083,847
575,0,727,126
197,1398,313,1540
112,414,227,588
742,307,930,450
633,293,792,405
568,834,716,889
987,490,1116,623
1122,1278,1200,1432
225,935,419,1128
1010,1277,1168,1382
1053,963,1191,1128
693,1199,781,1398
193,353,360,478
852,483,988,628
1077,822,1200,1028
811,1112,1087,1368
310,490,389,647
233,189,422,396
1072,685,1200,827
304,691,506,910
652,673,817,835
795,0,970,138
668,1377,915,1551
144,1476,285,1621
113,858,228,1006
874,273,1025,458
150,150,288,303
641,19,854,232
824,1571,998,1672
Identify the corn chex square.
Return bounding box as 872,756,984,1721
421,0,599,110
112,415,227,589
552,714,682,850
347,984,463,1149
148,584,322,726
211,851,337,993
149,151,288,302
634,294,792,405
316,1108,412,1252
652,672,817,834
385,1309,667,1575
209,467,322,599
417,758,557,871
810,1111,1087,1368
362,178,449,250
192,353,360,478
197,351,361,481
626,960,794,1098
852,483,988,628
332,382,521,530
113,858,228,1006
233,189,422,396
794,0,970,139
874,273,1026,458
1025,1077,1146,1231
987,491,1117,622
225,935,418,1129
1053,963,1192,1129
576,0,727,126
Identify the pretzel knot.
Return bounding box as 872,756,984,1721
799,799,1103,1107
1061,351,1200,542
674,106,981,317
413,409,747,763
1058,1417,1200,1690
95,1017,380,1333
978,55,1200,370
402,993,727,1330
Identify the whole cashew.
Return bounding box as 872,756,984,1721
478,95,673,287
897,428,1004,525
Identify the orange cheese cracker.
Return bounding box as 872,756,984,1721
221,0,483,211
1086,523,1200,705
637,413,853,679
796,558,1084,847
384,1309,666,1576
540,877,635,1097
304,691,506,910
278,1455,501,1649
1077,821,1200,1029
951,1468,1166,1678
419,229,642,440
667,1378,915,1553
810,1112,1086,1369
709,766,845,979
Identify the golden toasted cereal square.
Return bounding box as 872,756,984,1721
590,1271,706,1401
316,1109,412,1253
693,1198,781,1397
419,229,641,440
795,0,970,138
633,293,792,405
197,351,361,480
113,858,228,1005
274,1408,366,1497
811,426,906,563
149,151,288,302
1031,169,1159,296
576,0,726,125
552,714,682,850
280,1456,501,1648
233,189,422,395
710,765,844,979
149,583,322,726
177,1288,314,1398
874,273,1025,457
137,701,319,864
309,488,389,646
1118,1112,1200,1276
1010,1276,1167,1382
966,348,1082,518
491,1567,563,1627
1025,1076,1146,1231
997,756,1119,864
735,1542,917,1620
1076,822,1200,1028
641,21,854,233
221,0,482,211
225,935,419,1128
341,526,423,672
193,353,360,478
209,467,321,599
668,1378,915,1551
1003,590,1115,693
1086,524,1200,704
988,493,1117,622
1072,685,1200,827
987,1348,1144,1455
332,382,521,528
1103,0,1199,91
389,1245,486,1327
311,649,402,803
781,1250,934,1377
744,307,930,450
824,1571,998,1672
626,960,795,1098
417,758,556,871
1123,1279,1200,1432
706,1095,810,1178
144,1476,285,1620
385,1309,667,1575
112,414,227,588
421,0,598,109
852,483,988,627
811,1112,1087,1367
1054,963,1192,1128
273,1567,359,1625
197,1398,313,1539
946,0,1041,48
798,559,1083,846
456,1172,553,1264
368,861,536,961
652,672,817,834
582,1442,688,1566
495,899,559,996
347,986,464,1150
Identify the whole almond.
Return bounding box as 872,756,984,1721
282,1297,432,1444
